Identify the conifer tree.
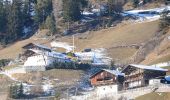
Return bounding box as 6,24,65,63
34,0,53,26
107,0,123,15
6,0,23,41
18,83,24,98
159,9,170,31
108,0,114,16
63,0,82,22
0,0,6,33
9,84,19,99
23,0,32,26
45,14,57,35
133,0,139,8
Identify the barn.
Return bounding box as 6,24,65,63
122,64,168,89
90,69,124,86
22,43,52,52
90,69,124,95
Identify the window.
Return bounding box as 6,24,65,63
97,78,103,81
104,77,112,80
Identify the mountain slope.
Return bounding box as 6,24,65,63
141,30,170,65
58,21,159,63
0,19,166,65
0,30,50,59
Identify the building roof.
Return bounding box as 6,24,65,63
90,69,124,79
22,43,51,52
122,64,168,73
103,69,124,76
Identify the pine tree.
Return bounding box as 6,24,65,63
143,0,152,4
6,0,23,41
159,9,170,31
107,0,123,15
0,0,6,33
45,14,57,35
108,0,114,16
23,0,32,26
63,0,81,22
18,83,24,98
9,84,19,99
79,0,88,11
133,0,139,8
34,0,53,26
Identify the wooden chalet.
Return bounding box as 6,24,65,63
122,64,168,89
21,43,52,60
90,69,124,86
22,43,51,52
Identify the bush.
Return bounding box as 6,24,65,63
159,9,170,32
48,61,91,70
55,92,61,100
8,83,25,99
0,59,10,68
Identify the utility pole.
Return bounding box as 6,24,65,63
67,88,69,100
73,35,75,53
75,87,78,96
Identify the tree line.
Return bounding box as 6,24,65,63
47,61,91,70
0,0,125,45
8,83,24,99
133,0,166,8
159,9,170,33
0,0,56,45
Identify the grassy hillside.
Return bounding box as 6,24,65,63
59,21,159,62
135,92,170,100
142,30,170,65
0,20,159,65
60,21,159,49
150,54,170,65
0,30,51,59
13,69,83,85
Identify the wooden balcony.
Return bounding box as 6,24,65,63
94,79,116,86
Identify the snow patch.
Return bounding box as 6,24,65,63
123,6,170,23
75,48,112,65
51,41,74,52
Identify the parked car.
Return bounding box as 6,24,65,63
161,76,170,84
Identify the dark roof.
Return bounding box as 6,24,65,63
22,43,51,52
122,64,168,73
22,43,34,49
90,69,124,79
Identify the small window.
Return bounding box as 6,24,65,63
104,77,112,80
97,79,103,81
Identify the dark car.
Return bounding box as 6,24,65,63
161,76,170,84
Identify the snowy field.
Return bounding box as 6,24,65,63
123,6,170,23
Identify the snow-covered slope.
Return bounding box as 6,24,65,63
123,6,170,22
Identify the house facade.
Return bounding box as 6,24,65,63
90,69,124,96
121,64,168,89
90,69,124,86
